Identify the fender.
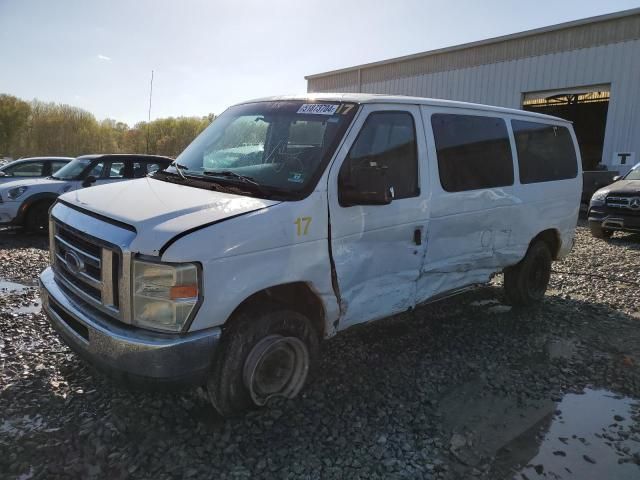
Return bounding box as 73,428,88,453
15,192,60,224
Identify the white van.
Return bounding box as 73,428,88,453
39,95,581,416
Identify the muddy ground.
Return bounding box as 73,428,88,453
1,221,639,479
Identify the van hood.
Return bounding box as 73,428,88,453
58,177,280,255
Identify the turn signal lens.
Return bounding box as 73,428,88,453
170,285,198,300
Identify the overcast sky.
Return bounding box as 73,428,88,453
1,0,638,125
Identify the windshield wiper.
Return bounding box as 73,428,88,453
170,161,189,181
202,170,259,186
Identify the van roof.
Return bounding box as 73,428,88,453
240,93,571,123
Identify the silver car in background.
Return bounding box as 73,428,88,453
0,156,73,184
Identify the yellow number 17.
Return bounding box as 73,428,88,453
294,217,312,236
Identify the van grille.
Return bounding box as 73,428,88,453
52,222,121,317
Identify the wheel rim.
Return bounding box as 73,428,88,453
243,335,309,406
527,253,550,298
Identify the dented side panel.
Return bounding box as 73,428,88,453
416,105,581,301
327,104,430,330
161,192,340,334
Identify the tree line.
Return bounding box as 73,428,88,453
0,93,215,159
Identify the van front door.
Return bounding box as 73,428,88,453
328,104,429,330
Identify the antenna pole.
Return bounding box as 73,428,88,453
146,69,154,154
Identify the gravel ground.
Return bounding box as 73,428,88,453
1,221,640,479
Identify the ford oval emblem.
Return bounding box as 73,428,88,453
64,251,85,275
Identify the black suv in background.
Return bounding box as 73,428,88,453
588,164,640,238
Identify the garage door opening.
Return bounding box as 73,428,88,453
522,85,610,171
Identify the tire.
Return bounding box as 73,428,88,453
589,222,613,239
25,201,52,234
504,241,552,306
207,305,319,417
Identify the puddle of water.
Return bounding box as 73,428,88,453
0,279,40,314
496,389,640,479
0,280,28,294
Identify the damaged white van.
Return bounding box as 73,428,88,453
39,94,581,415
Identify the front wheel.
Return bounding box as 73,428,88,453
207,306,319,417
504,241,552,306
25,201,52,233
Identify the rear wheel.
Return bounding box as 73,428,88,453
504,241,552,306
25,201,52,234
589,222,613,239
207,305,319,417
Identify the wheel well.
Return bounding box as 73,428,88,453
531,229,561,260
18,196,57,223
229,282,326,339
30,198,55,212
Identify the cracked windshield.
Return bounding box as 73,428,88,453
170,101,357,196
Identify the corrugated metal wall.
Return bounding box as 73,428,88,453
307,16,640,168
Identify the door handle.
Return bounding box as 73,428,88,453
413,228,422,246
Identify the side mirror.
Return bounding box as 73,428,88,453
612,175,622,182
339,166,392,206
82,175,97,188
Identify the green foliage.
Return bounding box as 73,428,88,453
0,94,214,159
0,94,31,155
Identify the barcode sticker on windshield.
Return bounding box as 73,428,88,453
297,104,339,115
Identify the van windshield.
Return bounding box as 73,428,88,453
164,101,358,199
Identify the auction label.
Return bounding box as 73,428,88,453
297,104,339,115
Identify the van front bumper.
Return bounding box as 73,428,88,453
39,267,220,385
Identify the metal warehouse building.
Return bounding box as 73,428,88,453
306,8,640,173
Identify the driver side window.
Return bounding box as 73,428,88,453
338,111,419,203
88,162,105,177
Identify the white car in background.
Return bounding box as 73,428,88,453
0,153,172,232
0,156,73,184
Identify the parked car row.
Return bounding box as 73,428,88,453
0,154,173,232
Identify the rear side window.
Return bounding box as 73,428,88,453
340,111,419,200
512,121,578,184
5,161,44,177
432,114,513,192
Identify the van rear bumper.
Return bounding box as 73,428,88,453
39,267,220,385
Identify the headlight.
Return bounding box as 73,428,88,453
591,190,608,204
132,259,200,332
7,185,28,200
